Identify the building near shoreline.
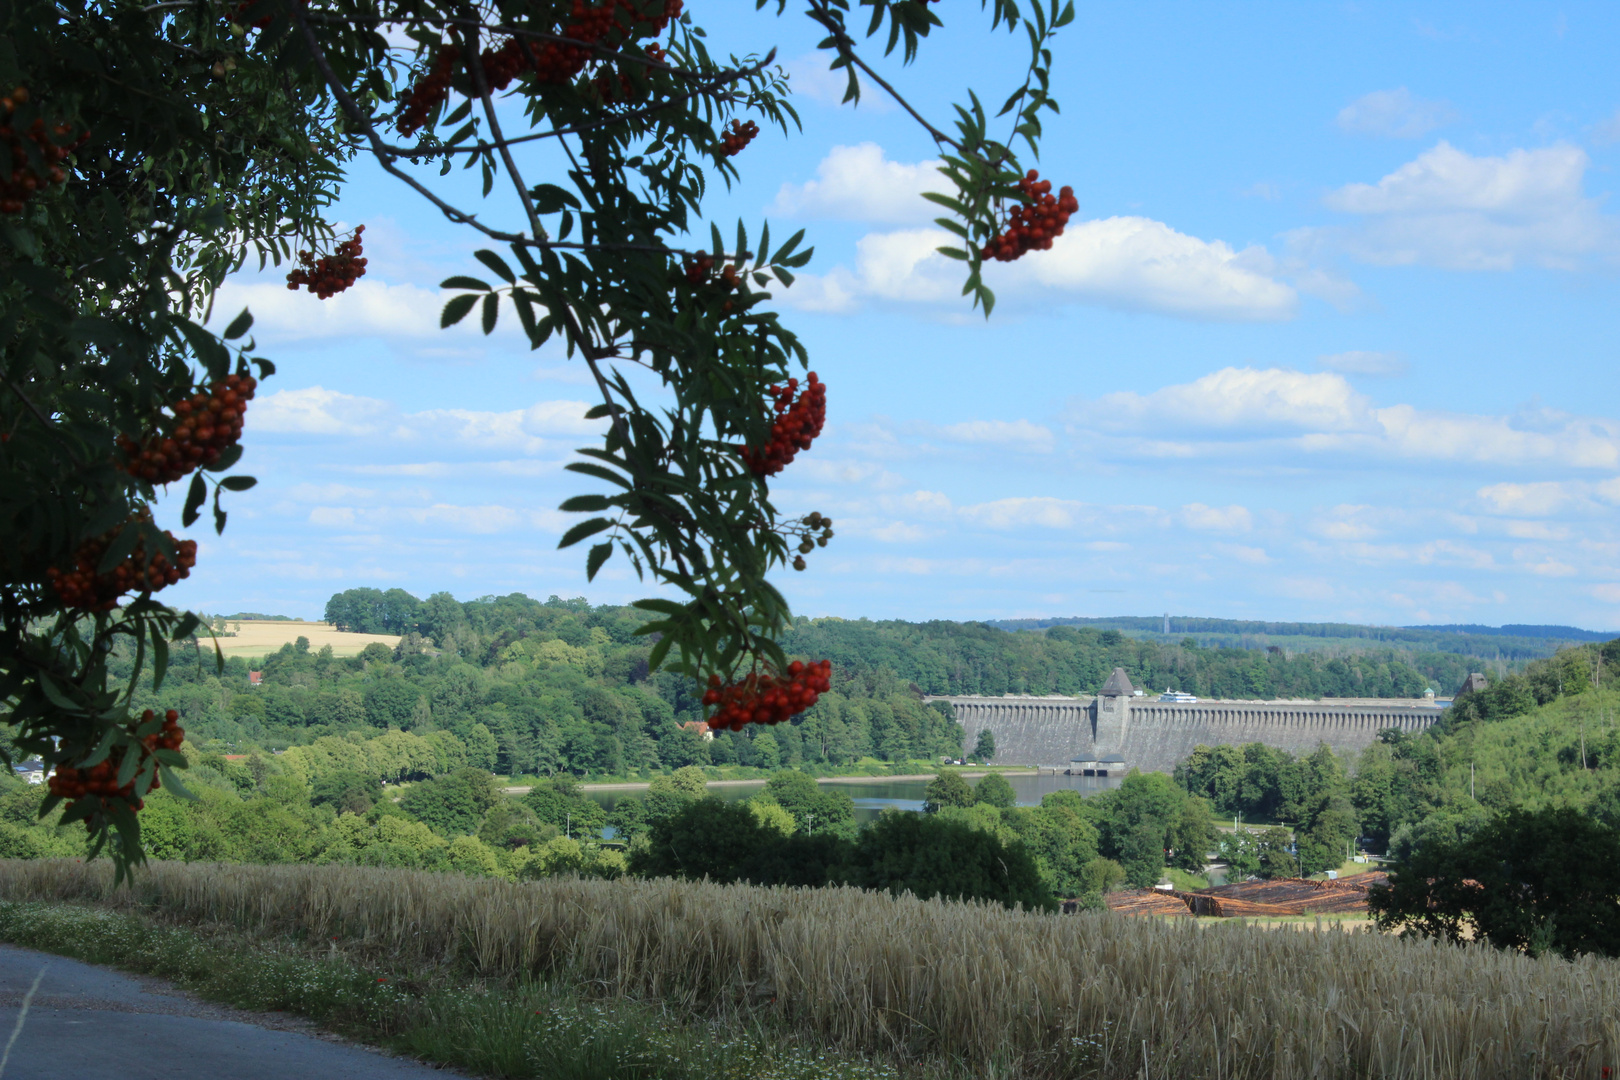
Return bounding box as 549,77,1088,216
930,667,1445,773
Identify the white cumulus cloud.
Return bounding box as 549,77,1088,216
770,144,944,225
782,219,1297,321
1336,88,1458,138
253,387,394,436
1008,217,1298,320
250,386,602,456
1477,481,1574,516
1079,367,1620,470
1095,368,1372,437
771,145,1297,321
1317,142,1616,270
1476,479,1620,516
212,279,493,342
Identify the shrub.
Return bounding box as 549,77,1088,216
1371,805,1620,958
973,772,1016,808
839,812,1055,912
922,770,974,813
630,801,844,888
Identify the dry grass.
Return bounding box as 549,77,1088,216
2,859,1617,1079
205,619,400,659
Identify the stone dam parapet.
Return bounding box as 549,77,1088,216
929,668,1442,773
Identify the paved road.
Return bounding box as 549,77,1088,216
0,944,460,1079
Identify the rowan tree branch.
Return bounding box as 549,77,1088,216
370,54,774,159
2,377,85,467
802,0,962,153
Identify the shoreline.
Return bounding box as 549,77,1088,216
500,768,1039,796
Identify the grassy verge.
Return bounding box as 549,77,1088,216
1163,867,1210,891
0,900,908,1080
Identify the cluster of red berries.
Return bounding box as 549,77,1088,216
286,225,366,298
0,87,89,215
703,660,833,731
980,170,1079,263
719,119,759,157
48,709,184,814
46,515,197,612
680,252,712,284
682,253,748,311
117,372,257,485
596,43,665,103
480,37,534,92
396,45,461,137
530,0,682,84
741,373,826,476
396,0,681,135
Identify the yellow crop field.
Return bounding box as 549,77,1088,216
203,619,400,659
2,859,1615,1079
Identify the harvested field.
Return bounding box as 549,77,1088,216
2,859,1618,1079
202,619,400,659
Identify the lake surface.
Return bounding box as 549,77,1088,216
588,772,1121,824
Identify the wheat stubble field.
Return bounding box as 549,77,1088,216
205,620,401,659
0,860,1614,1079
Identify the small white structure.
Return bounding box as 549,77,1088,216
13,761,47,785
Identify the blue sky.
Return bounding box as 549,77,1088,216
175,1,1620,631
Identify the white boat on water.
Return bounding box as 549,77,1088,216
1158,689,1199,703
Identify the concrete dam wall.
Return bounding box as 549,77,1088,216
932,668,1441,774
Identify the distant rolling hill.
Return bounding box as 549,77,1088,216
985,616,1617,665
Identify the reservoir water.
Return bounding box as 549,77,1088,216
587,772,1121,824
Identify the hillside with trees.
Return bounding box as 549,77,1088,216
1175,637,1620,867
129,591,967,775
779,617,1471,698
991,615,1610,665
84,587,1477,785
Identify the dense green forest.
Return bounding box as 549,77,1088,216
780,618,1471,698
1176,638,1620,860
88,589,1477,782
122,592,966,775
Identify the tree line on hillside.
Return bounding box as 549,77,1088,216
105,587,1481,786
325,588,1473,705
104,593,965,777
778,618,1469,699
991,616,1607,661
1175,638,1620,875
